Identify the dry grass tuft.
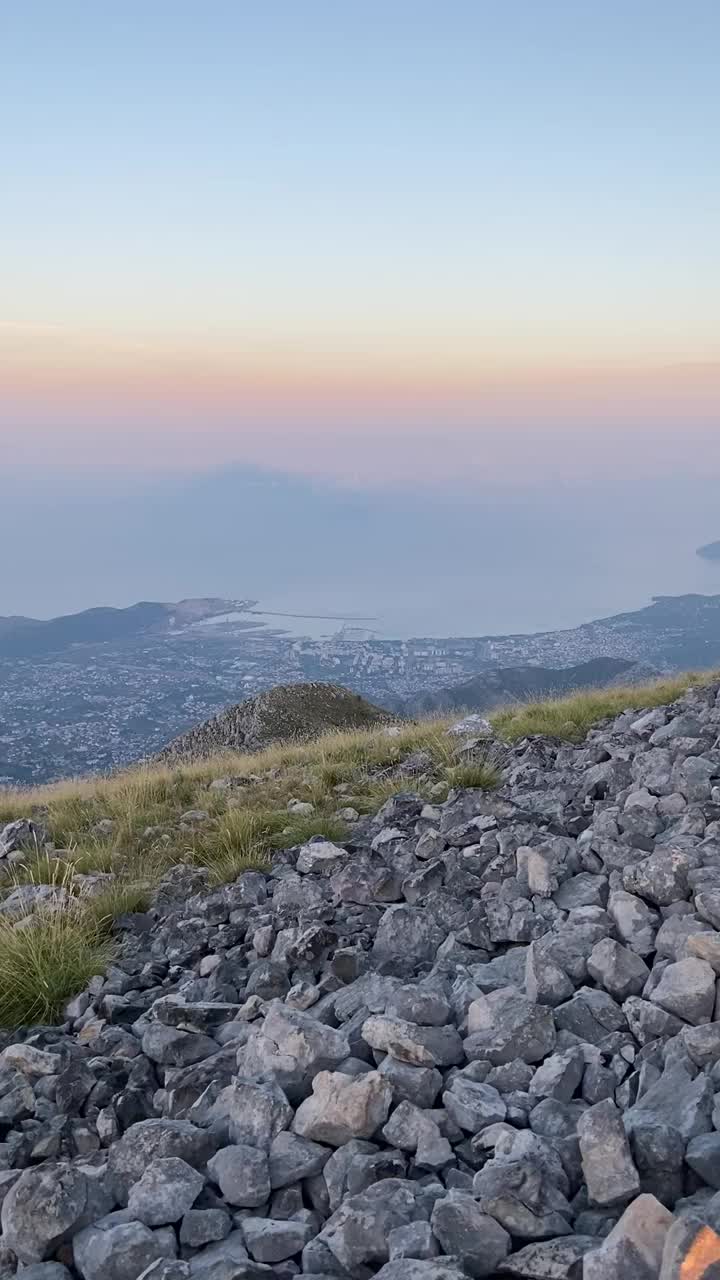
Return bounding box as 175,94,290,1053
491,673,709,743
445,760,503,790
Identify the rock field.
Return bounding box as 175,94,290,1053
3,687,720,1277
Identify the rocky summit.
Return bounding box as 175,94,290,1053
4,684,720,1278
155,684,393,765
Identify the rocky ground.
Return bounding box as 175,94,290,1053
2,689,720,1278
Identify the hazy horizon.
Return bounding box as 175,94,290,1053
2,2,718,631
4,464,720,638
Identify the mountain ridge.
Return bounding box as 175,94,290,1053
0,598,247,660
154,682,394,764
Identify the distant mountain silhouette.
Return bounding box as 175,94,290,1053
0,598,236,660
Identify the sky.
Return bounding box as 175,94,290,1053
1,1,719,621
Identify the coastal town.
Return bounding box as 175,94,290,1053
2,592,720,785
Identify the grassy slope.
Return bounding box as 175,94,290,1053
0,671,710,1025
491,673,711,741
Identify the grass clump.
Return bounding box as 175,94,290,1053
0,903,113,1027
270,813,348,849
445,760,502,790
490,673,709,743
186,810,277,884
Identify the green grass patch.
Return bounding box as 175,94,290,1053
0,903,113,1027
489,674,709,743
87,878,152,921
186,810,278,884
445,760,502,790
270,813,348,849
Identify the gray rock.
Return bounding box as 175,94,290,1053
207,1145,270,1207
525,942,575,1007
387,985,451,1026
623,849,690,906
241,1215,313,1262
292,1069,392,1144
473,1154,573,1241
361,1014,463,1067
582,1193,673,1279
607,890,658,955
1,1163,112,1262
529,1050,585,1103
586,938,650,1001
0,817,43,856
465,990,556,1065
430,1192,511,1277
497,1235,596,1276
127,1157,204,1226
447,714,493,738
375,1263,466,1280
577,1099,640,1207
648,956,716,1024
268,1129,330,1187
623,996,684,1045
624,1064,714,1144
322,1139,378,1213
381,1099,447,1163
186,1229,249,1274
388,1221,439,1260
137,1265,191,1280
179,1209,232,1247
378,1055,444,1107
681,1022,720,1068
0,1043,61,1076
442,1077,507,1132
685,1132,720,1189
73,1216,165,1280
239,1002,350,1100
317,1178,420,1270
553,987,626,1045
296,840,348,875
371,905,443,969
107,1120,216,1205
553,873,608,911
695,889,720,930
210,1079,292,1149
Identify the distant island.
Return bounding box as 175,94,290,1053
697,541,720,562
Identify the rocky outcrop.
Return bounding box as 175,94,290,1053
155,683,395,763
3,682,720,1277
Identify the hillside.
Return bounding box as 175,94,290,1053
0,597,245,660
0,671,719,1276
397,656,637,716
155,682,394,763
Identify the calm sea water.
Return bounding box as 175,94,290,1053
256,554,720,641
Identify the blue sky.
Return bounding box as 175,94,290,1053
3,0,718,368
